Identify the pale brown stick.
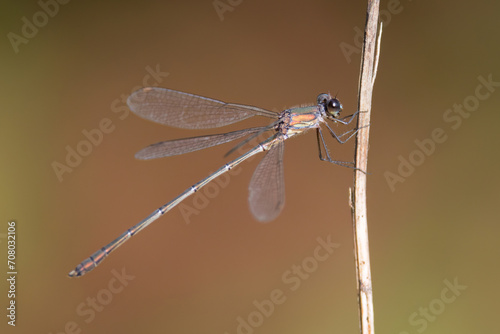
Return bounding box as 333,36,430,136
350,1,381,334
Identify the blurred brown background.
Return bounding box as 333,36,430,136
1,0,500,333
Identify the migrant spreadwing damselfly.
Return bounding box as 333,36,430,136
68,87,361,277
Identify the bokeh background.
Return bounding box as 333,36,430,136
1,0,499,333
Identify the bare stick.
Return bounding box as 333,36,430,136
350,1,381,334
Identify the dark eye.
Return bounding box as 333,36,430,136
327,98,342,117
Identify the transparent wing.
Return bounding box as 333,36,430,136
135,127,267,160
248,137,285,222
127,87,278,129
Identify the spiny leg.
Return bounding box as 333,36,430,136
316,128,355,167
316,128,333,162
324,120,370,144
334,110,360,125
316,128,368,174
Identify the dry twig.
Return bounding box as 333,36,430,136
350,1,381,334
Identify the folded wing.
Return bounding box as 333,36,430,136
128,87,277,129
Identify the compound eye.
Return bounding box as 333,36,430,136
327,98,342,117
316,93,330,105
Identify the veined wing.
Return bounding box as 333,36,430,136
248,137,285,222
135,127,268,160
127,87,278,129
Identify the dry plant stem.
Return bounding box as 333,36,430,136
351,1,380,334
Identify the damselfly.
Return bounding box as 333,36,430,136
68,87,360,277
